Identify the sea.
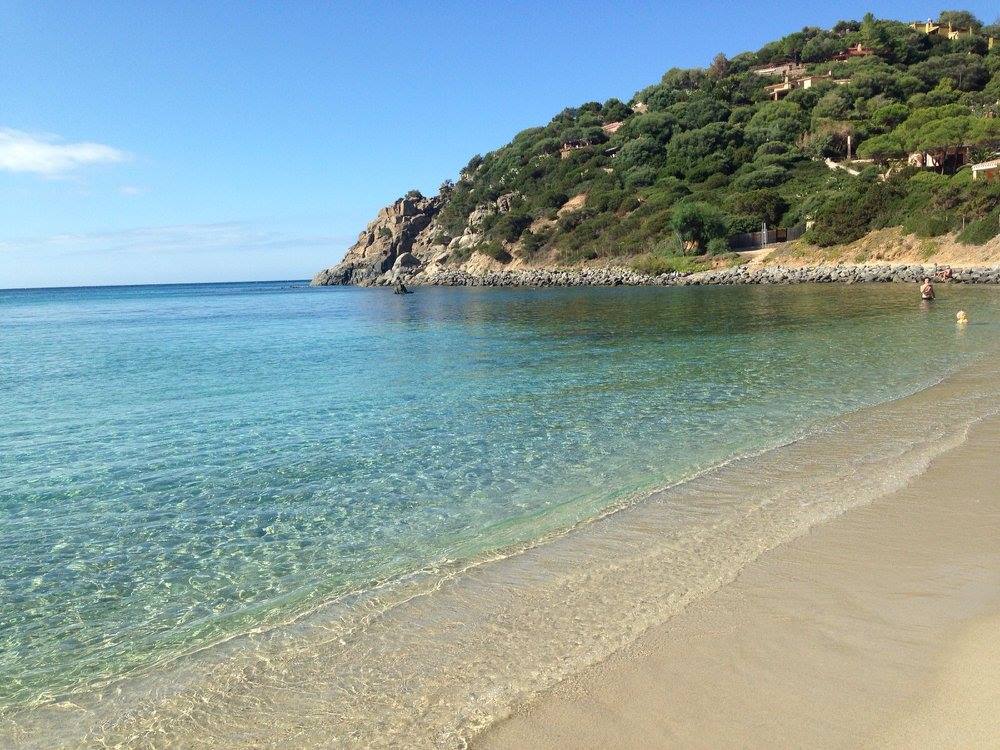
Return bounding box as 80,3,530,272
2,280,1000,747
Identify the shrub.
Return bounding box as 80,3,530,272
957,215,999,245
732,166,788,190
630,253,709,275
478,242,512,261
903,213,953,237
706,237,730,255
652,234,685,256
520,228,551,254
670,202,728,251
809,188,876,246
491,212,533,242
624,166,658,190
728,188,788,226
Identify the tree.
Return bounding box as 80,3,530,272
617,136,666,171
733,165,789,190
801,34,846,63
671,95,730,131
872,103,909,130
617,111,676,145
664,122,741,180
856,133,906,163
910,54,988,91
728,188,789,226
670,202,728,251
744,101,807,146
810,189,874,245
601,97,632,123
660,67,707,91
938,10,982,31
709,52,730,78
812,89,852,120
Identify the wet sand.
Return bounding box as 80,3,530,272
478,414,1000,749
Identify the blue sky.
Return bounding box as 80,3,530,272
1,1,996,287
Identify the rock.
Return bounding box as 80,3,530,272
393,252,421,269
311,193,441,286
495,193,520,213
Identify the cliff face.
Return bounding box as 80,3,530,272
311,194,444,286
311,189,532,286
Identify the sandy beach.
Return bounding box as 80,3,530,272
478,413,1000,749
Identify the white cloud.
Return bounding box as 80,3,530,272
0,128,129,176
118,184,147,196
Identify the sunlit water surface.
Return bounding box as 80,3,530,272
3,280,1000,745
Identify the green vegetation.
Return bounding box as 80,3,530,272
958,213,1000,244
629,253,710,275
430,11,1000,262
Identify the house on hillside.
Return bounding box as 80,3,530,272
559,139,597,159
909,20,974,39
908,19,996,48
972,158,1000,181
908,146,970,174
832,43,873,60
764,71,850,101
752,62,807,78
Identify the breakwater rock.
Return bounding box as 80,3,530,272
313,261,1000,289
683,263,1000,286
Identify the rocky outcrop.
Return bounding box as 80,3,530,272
312,191,535,286
311,194,443,286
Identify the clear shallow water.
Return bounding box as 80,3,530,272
3,280,1000,744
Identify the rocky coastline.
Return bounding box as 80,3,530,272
314,262,1000,289
310,191,1000,290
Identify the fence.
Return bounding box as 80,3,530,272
727,223,806,250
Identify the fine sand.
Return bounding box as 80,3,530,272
477,414,1000,749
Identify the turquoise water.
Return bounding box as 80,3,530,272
2,280,999,724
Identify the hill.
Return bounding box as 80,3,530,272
314,11,1000,286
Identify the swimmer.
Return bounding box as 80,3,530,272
920,277,935,301
957,310,968,325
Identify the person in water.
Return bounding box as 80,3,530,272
920,277,935,301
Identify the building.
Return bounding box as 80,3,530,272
752,62,807,78
559,139,594,159
833,43,873,60
909,20,973,39
908,147,971,174
764,72,850,101
972,159,1000,181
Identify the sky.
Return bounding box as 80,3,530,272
1,1,997,288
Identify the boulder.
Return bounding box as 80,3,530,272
393,252,421,269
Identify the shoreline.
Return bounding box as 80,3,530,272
314,261,1000,288
477,406,1000,748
